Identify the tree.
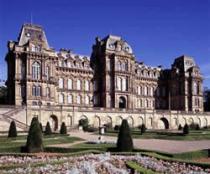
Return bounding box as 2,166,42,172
25,117,43,153
117,119,133,152
60,122,67,134
0,86,7,104
39,123,43,132
140,124,146,135
8,120,17,137
178,124,182,130
183,124,189,135
45,122,52,135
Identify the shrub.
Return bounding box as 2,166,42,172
183,124,189,135
86,126,98,132
45,122,52,135
114,125,120,131
8,120,17,138
60,122,67,134
39,123,43,132
189,123,200,130
117,119,133,152
25,117,43,153
178,124,182,130
140,124,146,135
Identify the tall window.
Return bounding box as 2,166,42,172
32,85,41,96
77,80,81,90
85,80,89,91
32,62,41,79
68,79,73,90
59,78,64,89
45,66,50,80
122,78,126,91
59,93,64,103
77,95,81,104
85,95,90,105
46,87,50,98
67,94,73,104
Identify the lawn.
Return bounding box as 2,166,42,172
101,129,210,140
0,134,83,153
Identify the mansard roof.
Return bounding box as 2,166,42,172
172,55,197,72
18,23,49,49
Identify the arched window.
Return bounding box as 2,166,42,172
59,78,64,89
77,95,81,104
77,80,81,90
45,66,50,80
85,95,90,105
46,87,50,98
59,93,64,103
85,80,90,91
68,79,73,90
32,62,41,79
67,94,73,104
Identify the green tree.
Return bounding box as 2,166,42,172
79,118,88,131
0,86,7,104
45,122,52,135
178,124,182,130
60,122,67,134
183,124,189,135
140,124,146,135
117,119,133,152
39,123,43,132
25,117,43,153
8,120,17,138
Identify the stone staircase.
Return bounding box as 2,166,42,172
0,106,28,131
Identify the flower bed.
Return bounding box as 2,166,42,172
0,153,209,174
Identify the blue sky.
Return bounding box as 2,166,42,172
0,0,210,87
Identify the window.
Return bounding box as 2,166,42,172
45,66,50,80
144,86,147,96
59,78,64,89
32,85,41,96
77,95,81,104
68,79,73,90
122,78,126,91
32,62,41,79
59,93,64,103
93,80,97,91
85,80,90,91
46,87,50,98
85,95,90,105
77,80,81,90
67,94,73,104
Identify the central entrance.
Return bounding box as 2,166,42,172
159,117,169,129
49,115,58,131
119,96,126,109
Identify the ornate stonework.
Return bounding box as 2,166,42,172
4,23,208,130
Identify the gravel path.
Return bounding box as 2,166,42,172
70,131,210,154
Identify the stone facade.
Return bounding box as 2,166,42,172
4,23,209,131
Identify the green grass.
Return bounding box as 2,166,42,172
126,161,159,174
102,129,210,140
0,134,83,153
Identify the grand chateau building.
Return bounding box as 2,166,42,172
3,23,209,131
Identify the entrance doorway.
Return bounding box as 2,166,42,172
119,96,126,109
160,117,169,129
49,115,58,131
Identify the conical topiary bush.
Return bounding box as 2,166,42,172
8,120,17,138
60,122,67,134
117,119,133,152
25,117,43,153
45,122,52,135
